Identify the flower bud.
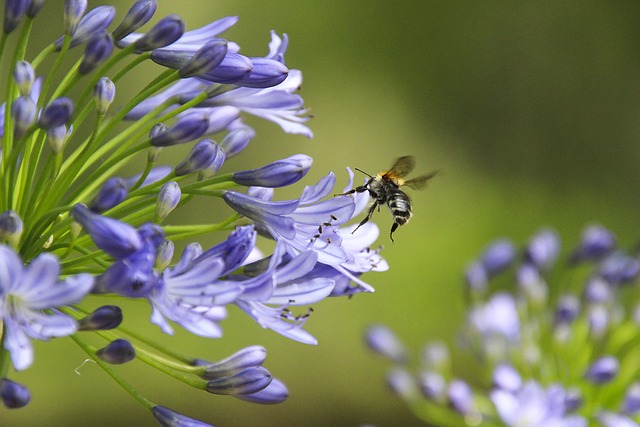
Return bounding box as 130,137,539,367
492,364,521,392
386,367,417,401
13,60,35,96
89,177,128,213
156,181,181,221
234,378,288,404
79,31,113,75
58,5,115,49
481,239,516,276
47,125,71,154
201,52,252,84
64,0,87,36
133,14,184,51
232,154,312,188
419,371,445,401
524,229,560,270
78,305,123,330
11,96,36,138
151,113,209,147
26,0,44,18
96,339,136,364
174,139,221,176
447,379,475,416
205,367,272,396
623,382,640,415
220,126,254,157
155,240,174,270
599,252,640,285
0,378,30,409
3,0,29,34
585,356,619,384
178,40,228,78
364,324,407,363
38,97,74,129
236,57,288,88
464,261,488,294
570,225,616,264
112,0,157,41
151,406,211,427
93,77,116,115
196,346,267,379
0,210,23,246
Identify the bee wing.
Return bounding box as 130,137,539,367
386,156,416,178
402,170,438,190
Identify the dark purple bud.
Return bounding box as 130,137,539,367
196,346,267,379
0,378,30,409
206,366,272,396
235,57,288,88
57,5,116,50
202,143,226,177
25,0,44,18
570,225,616,264
481,239,516,276
150,113,209,147
47,125,70,154
11,96,36,138
112,0,157,41
622,382,640,415
96,339,136,364
0,210,23,245
419,371,445,400
149,123,169,139
3,0,29,34
174,139,221,176
93,77,116,115
38,97,74,129
133,14,184,52
156,181,181,221
234,378,289,404
79,31,113,75
564,387,582,412
201,52,252,84
232,154,312,188
492,364,521,392
364,324,407,363
447,379,475,416
524,229,560,270
554,294,580,325
89,177,128,213
178,40,228,78
220,126,254,157
386,367,417,400
585,356,619,384
78,305,123,330
13,60,35,96
70,203,142,259
64,0,88,36
152,406,213,427
599,252,640,285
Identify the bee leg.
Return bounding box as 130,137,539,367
352,201,378,234
389,221,399,243
334,185,368,197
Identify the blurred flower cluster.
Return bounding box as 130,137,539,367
366,226,640,427
0,1,387,425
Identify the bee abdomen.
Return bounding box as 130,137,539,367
388,193,412,225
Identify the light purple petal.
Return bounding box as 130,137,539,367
4,317,33,371
267,278,335,305
0,245,23,294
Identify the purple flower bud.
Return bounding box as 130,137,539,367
25,0,44,18
156,181,181,220
232,154,312,188
236,57,288,88
47,125,70,154
149,122,168,139
112,0,157,41
234,378,288,404
151,113,209,147
0,210,23,245
419,371,445,401
124,165,172,189
38,97,74,129
11,96,36,138
96,339,136,364
202,143,226,177
421,342,450,371
492,364,521,392
481,239,516,276
70,204,142,259
583,277,612,304
79,31,113,74
3,0,29,34
13,60,35,96
447,379,476,416
174,139,221,176
64,0,88,36
133,14,185,52
364,324,407,363
0,378,30,409
386,367,418,401
622,382,640,415
152,406,213,427
599,252,640,285
223,191,298,239
220,126,254,157
516,264,547,304
155,239,174,270
570,225,616,264
554,294,580,325
89,177,128,213
58,5,116,50
78,305,123,330
201,52,252,84
196,346,267,379
565,387,583,412
464,261,488,293
524,229,560,270
585,356,619,384
93,77,116,115
205,366,272,396
178,40,228,78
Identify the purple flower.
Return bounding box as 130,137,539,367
38,97,74,129
525,229,560,270
150,112,209,147
0,245,93,370
79,31,113,74
364,324,408,363
77,305,123,331
132,14,185,52
112,0,157,41
56,5,116,49
468,293,520,342
585,356,619,384
232,154,312,187
570,225,616,264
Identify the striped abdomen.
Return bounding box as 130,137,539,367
388,189,412,226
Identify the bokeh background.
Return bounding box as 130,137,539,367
5,1,640,426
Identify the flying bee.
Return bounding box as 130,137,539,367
335,156,437,242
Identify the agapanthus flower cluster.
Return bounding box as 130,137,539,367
366,225,640,427
0,1,387,425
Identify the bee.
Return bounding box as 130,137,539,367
336,156,437,242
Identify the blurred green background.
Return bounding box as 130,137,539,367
5,1,640,426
